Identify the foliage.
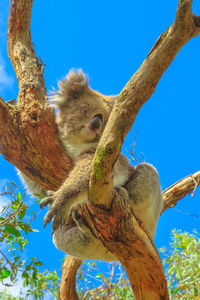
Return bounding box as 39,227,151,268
161,230,200,299
77,261,133,300
0,183,60,299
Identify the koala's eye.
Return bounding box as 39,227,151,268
89,114,102,131
81,107,88,115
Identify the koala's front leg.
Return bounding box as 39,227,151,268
40,154,92,228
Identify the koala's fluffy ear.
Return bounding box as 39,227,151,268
50,69,89,108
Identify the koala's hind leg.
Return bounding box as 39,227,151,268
53,210,116,261
53,223,94,259
71,210,95,236
125,163,163,238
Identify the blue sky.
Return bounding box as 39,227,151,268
0,0,200,296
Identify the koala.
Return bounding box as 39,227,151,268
37,69,163,261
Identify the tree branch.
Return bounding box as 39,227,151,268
0,97,19,160
7,0,47,105
59,256,82,300
162,170,200,214
0,96,71,191
89,0,200,208
2,0,72,189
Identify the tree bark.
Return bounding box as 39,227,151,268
162,170,200,214
1,0,72,191
59,256,82,300
1,0,200,299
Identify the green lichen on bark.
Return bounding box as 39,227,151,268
93,147,106,181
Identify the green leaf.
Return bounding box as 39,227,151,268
25,264,31,271
18,223,34,234
4,225,21,237
17,192,21,201
18,209,26,221
9,182,19,188
33,261,43,267
1,269,11,279
22,271,29,279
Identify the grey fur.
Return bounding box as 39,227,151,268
22,69,163,261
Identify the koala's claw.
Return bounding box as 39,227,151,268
43,208,56,227
40,196,53,209
40,191,55,209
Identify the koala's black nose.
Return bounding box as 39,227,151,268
89,115,102,131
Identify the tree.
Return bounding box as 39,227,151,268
0,0,200,299
162,230,200,299
0,184,60,299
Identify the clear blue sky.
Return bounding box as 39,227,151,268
0,0,200,295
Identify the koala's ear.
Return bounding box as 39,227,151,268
50,69,89,108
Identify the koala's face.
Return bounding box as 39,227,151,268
52,70,113,149
56,93,111,146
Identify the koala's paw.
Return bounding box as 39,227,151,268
115,186,129,202
43,196,71,228
40,191,55,209
43,208,57,227
72,210,94,236
40,190,65,227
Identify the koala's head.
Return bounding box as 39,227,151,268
51,70,114,156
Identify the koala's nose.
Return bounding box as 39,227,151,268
89,115,102,131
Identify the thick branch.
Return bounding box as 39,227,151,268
162,170,200,214
7,0,47,105
0,101,71,191
2,0,72,190
0,97,21,161
59,256,82,300
0,97,13,130
89,0,200,207
82,194,169,299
